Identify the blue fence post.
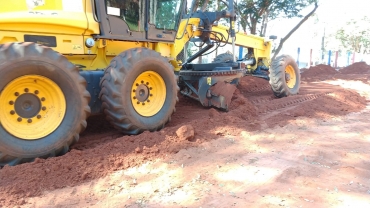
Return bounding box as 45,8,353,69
238,46,243,60
297,47,300,66
347,51,351,66
328,50,332,65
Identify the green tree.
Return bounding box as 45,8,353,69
188,0,318,59
335,17,370,54
155,0,183,29
229,0,317,36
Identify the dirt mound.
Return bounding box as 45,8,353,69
339,62,370,74
0,75,368,207
237,76,270,93
301,64,338,81
264,83,367,128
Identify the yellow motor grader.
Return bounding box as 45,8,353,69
0,0,300,166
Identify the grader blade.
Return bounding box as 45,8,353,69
206,80,237,111
179,68,244,111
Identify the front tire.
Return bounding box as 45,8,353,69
269,55,300,97
0,43,90,166
99,48,178,134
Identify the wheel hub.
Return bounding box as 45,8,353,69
131,71,166,117
135,84,150,102
0,75,66,140
285,73,291,82
285,65,297,89
14,93,41,118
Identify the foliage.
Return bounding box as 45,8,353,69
184,0,318,60
155,0,183,29
335,17,370,54
192,0,317,38
234,0,317,36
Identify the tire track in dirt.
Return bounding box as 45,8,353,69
257,92,333,114
0,68,369,207
243,84,271,93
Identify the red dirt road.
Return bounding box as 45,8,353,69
1,63,370,207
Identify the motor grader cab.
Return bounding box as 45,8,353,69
0,0,300,166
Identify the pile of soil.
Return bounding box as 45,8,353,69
0,75,368,207
301,64,338,81
237,76,270,93
339,62,370,74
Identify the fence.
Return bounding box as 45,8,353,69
294,47,370,69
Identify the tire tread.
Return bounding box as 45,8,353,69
0,42,90,166
100,48,178,135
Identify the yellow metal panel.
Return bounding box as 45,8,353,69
173,18,202,59
84,1,100,35
172,19,272,67
0,11,87,35
0,36,18,43
155,43,172,58
64,52,111,71
212,25,268,49
0,0,60,12
104,40,146,56
0,31,84,54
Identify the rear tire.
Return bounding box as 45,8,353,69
0,42,90,166
213,53,236,63
269,55,300,97
212,53,239,85
99,48,178,134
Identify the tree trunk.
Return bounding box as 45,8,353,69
260,13,266,36
240,18,247,33
250,17,257,35
262,10,269,37
272,3,319,60
260,11,269,37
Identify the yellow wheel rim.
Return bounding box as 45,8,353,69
0,75,66,140
131,71,166,117
285,65,297,88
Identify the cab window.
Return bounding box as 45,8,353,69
149,0,183,30
105,0,145,31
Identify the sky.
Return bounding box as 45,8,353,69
267,0,369,66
